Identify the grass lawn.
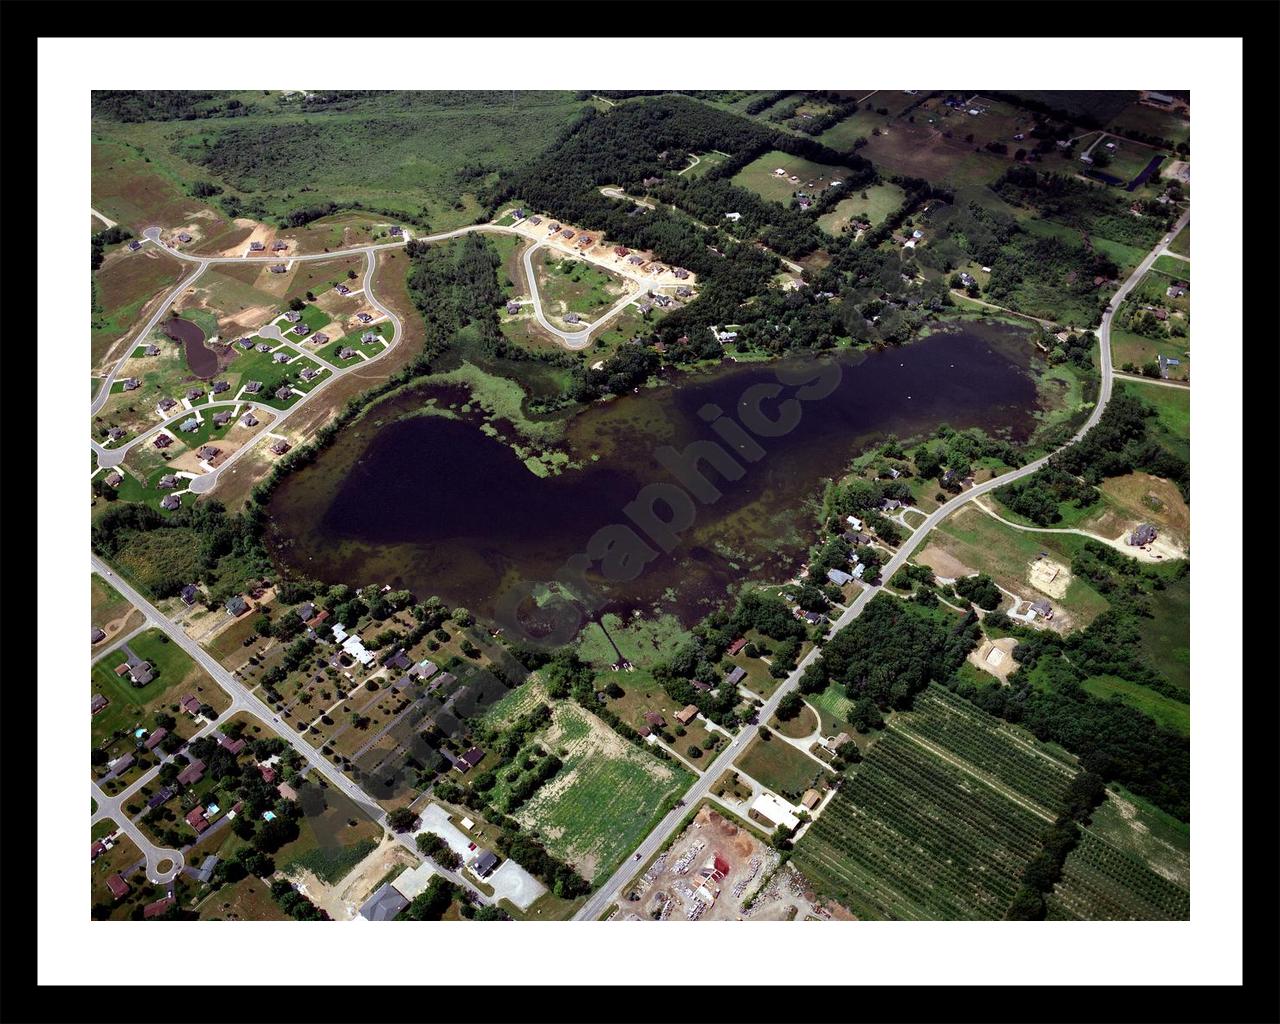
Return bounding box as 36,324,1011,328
92,574,135,627
536,251,626,319
91,628,226,747
197,875,292,921
1110,329,1190,380
516,701,692,888
932,506,1111,627
576,613,690,672
274,303,333,334
1105,100,1190,149
806,683,854,737
817,182,905,237
1118,381,1189,460
1152,254,1188,276
772,702,818,739
732,150,856,205
1137,572,1190,694
733,731,831,802
1167,224,1190,257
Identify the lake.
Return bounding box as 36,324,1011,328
266,322,1041,628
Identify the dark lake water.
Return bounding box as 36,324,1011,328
163,317,220,378
266,322,1040,627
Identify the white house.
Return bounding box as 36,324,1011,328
846,515,863,530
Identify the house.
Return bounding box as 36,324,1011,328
727,637,748,657
676,286,693,298
690,679,711,692
244,380,263,394
628,255,645,265
827,568,853,586
356,312,374,323
750,792,800,832
272,240,289,251
455,747,486,773
293,323,311,336
879,498,903,511
390,225,403,236
1146,91,1175,106
273,352,291,364
178,417,200,433
529,216,542,225
185,806,211,833
143,727,168,751
358,882,409,921
147,785,176,810
177,758,206,785
91,839,107,860
724,212,742,222
614,246,629,257
548,223,562,232
219,735,247,755
143,343,161,357
300,368,319,382
277,782,298,801
110,753,135,775
673,267,690,280
1129,523,1158,546
177,232,192,243
212,411,232,426
257,343,272,352
160,493,182,511
644,711,666,728
91,693,109,714
726,666,746,687
226,595,249,617
958,272,976,288
653,295,672,308
564,313,581,324
157,396,178,413
103,470,122,489
675,704,699,725
129,661,153,685
197,445,220,461
506,300,521,315
241,412,259,427
212,380,230,395
1029,599,1054,620
335,283,351,295
637,301,653,316
186,387,205,402
1166,285,1187,299
121,377,141,391
339,347,358,360
642,177,661,188
128,240,142,251
250,241,266,251
361,331,381,343
471,850,500,877
512,209,525,220
180,695,202,715
106,874,131,900
274,386,293,401
413,659,439,680
270,264,287,274
384,648,413,672
271,439,291,455
238,337,255,349
845,515,863,530
773,167,787,176
801,789,822,810
561,229,575,239
258,763,277,785
143,894,176,919
193,855,220,884
804,611,823,625
107,427,127,442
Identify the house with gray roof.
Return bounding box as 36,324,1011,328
358,883,409,921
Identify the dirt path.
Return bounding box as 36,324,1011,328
973,499,1187,563
91,207,117,229
96,608,144,645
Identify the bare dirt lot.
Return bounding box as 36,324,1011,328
610,804,845,922
288,831,409,921
968,636,1020,684
1028,557,1071,599
915,545,976,581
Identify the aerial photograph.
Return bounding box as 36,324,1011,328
87,87,1192,925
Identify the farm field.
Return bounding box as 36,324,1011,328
1105,99,1191,148
515,701,692,888
806,683,854,737
858,119,1008,189
731,150,857,204
733,731,830,802
1046,830,1189,920
1120,381,1190,460
1086,786,1190,890
894,685,1078,815
1167,223,1190,257
793,725,1047,920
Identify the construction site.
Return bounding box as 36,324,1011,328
610,803,844,922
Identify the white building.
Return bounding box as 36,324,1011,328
750,792,800,832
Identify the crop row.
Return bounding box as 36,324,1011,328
1049,831,1190,920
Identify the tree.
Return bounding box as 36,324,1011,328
288,296,306,312
776,692,804,721
387,807,419,833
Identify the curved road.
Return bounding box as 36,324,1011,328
573,209,1189,920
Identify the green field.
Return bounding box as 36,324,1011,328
515,702,692,887
1111,329,1190,380
733,731,830,801
536,252,625,319
1106,99,1190,148
817,182,905,237
1120,380,1189,460
92,575,134,627
805,683,854,736
576,613,691,672
1167,223,1190,257
1086,786,1190,890
731,150,856,205
1138,573,1190,693
1046,829,1189,920
96,91,591,234
274,782,384,884
1080,674,1189,736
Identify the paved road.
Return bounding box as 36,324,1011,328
573,209,1189,921
89,559,491,904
